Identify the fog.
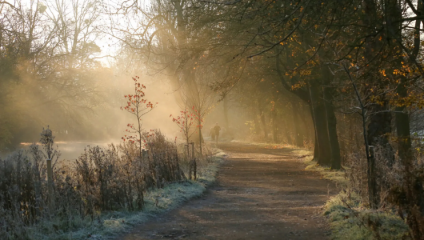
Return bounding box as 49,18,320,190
0,0,314,160
12,72,256,160
3,1,424,238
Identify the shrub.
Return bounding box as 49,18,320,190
0,129,186,239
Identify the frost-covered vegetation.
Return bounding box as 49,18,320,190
3,0,424,238
324,192,409,240
0,129,224,240
293,149,411,240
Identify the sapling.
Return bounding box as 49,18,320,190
170,108,196,146
121,76,157,157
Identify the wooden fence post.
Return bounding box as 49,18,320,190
46,158,54,213
191,142,196,180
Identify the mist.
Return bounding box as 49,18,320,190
0,0,314,160
4,0,424,239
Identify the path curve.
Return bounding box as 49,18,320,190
119,142,336,240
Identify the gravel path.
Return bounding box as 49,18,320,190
118,142,336,240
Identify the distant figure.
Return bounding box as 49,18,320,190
210,127,216,141
212,123,221,143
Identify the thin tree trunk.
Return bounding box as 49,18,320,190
343,64,377,209
198,118,202,156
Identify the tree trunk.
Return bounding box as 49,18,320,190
259,108,268,140
272,108,278,143
308,80,331,166
394,69,424,240
325,97,341,169
309,98,319,161
198,123,203,156
293,101,304,147
313,134,319,160
253,109,261,136
223,96,230,131
321,66,342,169
387,0,424,234
363,0,392,209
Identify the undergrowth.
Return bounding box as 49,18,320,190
45,152,224,240
293,149,410,240
0,128,225,240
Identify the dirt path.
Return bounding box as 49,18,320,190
118,142,337,240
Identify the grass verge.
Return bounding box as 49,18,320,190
292,149,410,240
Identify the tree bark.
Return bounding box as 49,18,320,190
253,108,261,136
321,66,342,169
308,95,319,161
308,80,331,166
272,108,278,143
259,108,268,140
293,101,304,147
394,58,424,240
313,133,319,160
362,0,392,209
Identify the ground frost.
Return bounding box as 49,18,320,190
29,152,225,240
